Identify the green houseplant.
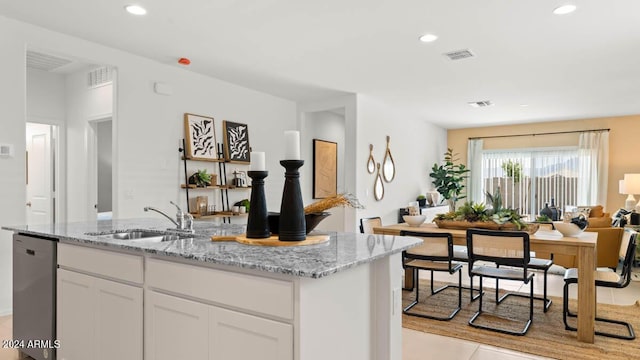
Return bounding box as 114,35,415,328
433,187,535,233
189,169,212,187
416,194,427,207
430,148,470,212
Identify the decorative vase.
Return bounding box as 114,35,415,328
540,203,552,219
246,171,270,238
549,198,562,221
278,160,306,241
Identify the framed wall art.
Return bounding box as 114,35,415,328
313,139,338,199
183,113,218,160
223,120,251,163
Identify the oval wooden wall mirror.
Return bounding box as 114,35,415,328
374,163,385,201
367,144,375,174
382,136,395,182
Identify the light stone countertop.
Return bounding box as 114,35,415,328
2,218,421,278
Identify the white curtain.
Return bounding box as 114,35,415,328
467,139,484,203
577,131,609,206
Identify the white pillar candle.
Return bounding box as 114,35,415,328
250,151,266,171
283,130,300,160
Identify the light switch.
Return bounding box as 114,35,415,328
0,144,13,157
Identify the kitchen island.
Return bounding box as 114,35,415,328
4,219,421,360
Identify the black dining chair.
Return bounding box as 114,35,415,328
562,229,637,340
360,217,382,234
400,230,462,321
495,256,554,312
466,228,535,336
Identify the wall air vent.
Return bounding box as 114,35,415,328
468,100,494,108
444,49,475,61
88,67,113,88
26,50,72,71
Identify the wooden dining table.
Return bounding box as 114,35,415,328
373,223,598,343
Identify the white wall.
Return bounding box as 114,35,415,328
301,110,346,231
0,15,297,314
27,68,66,121
0,22,26,315
298,95,358,231
65,69,114,221
355,95,448,226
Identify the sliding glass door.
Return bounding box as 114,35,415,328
480,147,579,219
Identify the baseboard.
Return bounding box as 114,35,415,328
0,308,12,317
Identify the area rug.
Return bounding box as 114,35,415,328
402,280,640,360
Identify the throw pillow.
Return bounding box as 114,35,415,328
587,216,612,228
589,205,605,218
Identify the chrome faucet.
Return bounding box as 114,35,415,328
144,201,194,233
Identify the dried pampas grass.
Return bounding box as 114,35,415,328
304,193,364,214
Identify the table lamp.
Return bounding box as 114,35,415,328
623,174,640,211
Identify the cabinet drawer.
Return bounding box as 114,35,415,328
58,243,143,284
147,258,293,320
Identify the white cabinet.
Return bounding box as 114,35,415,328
209,307,292,360
57,269,143,360
57,244,143,360
146,290,292,360
57,269,94,360
145,258,293,360
145,291,209,360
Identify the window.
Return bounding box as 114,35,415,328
480,147,579,219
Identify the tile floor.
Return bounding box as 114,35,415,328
1,268,639,360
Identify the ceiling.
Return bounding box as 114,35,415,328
3,0,640,129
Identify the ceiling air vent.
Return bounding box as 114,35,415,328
88,67,113,88
468,100,494,108
26,50,72,71
444,49,475,61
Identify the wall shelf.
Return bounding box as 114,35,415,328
179,140,249,223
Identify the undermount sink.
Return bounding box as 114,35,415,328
86,230,193,242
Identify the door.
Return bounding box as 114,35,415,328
88,118,113,220
145,291,209,360
26,123,53,225
95,277,143,360
57,269,94,360
209,307,293,360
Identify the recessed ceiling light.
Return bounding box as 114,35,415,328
419,34,438,43
520,104,529,107
125,4,147,15
553,4,577,15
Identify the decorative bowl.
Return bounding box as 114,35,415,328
267,212,331,235
553,221,585,237
403,215,426,227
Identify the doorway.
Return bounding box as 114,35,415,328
90,118,113,220
25,122,58,225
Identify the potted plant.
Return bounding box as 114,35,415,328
416,194,427,207
188,169,212,187
433,188,537,233
429,148,470,212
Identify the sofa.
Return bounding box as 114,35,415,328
538,205,623,269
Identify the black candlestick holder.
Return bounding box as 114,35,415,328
246,171,270,238
278,160,306,241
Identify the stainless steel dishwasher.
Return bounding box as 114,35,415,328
13,233,57,360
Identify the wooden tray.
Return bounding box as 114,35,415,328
434,220,539,234
211,234,330,246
